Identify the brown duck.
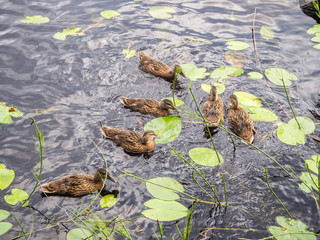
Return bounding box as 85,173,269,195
120,97,178,117
39,168,117,197
227,94,255,144
100,126,159,152
138,51,186,81
202,85,224,126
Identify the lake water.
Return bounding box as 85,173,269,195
0,0,319,239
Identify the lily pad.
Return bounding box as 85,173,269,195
299,172,318,193
144,115,182,144
260,25,274,40
146,177,184,201
226,41,249,50
20,15,50,24
67,228,94,240
224,50,248,68
268,216,316,240
247,72,263,80
53,26,85,41
313,43,320,49
211,66,244,82
230,12,236,21
100,10,120,19
288,117,315,135
189,147,224,166
162,97,184,107
246,107,278,122
306,155,320,174
277,123,305,145
0,222,12,236
148,6,176,19
142,199,188,221
100,194,118,208
307,24,320,34
311,33,320,42
0,164,15,190
4,188,29,206
265,68,297,86
0,103,23,124
201,83,225,94
0,108,11,124
122,49,136,59
233,92,262,107
0,209,10,222
180,64,207,81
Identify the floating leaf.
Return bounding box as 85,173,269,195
122,49,136,59
0,103,23,124
247,72,263,80
277,123,305,145
144,115,182,144
100,10,120,19
288,117,315,135
54,26,85,41
211,66,243,82
247,107,278,122
180,64,207,81
265,68,297,86
224,50,248,68
4,188,29,206
226,41,249,50
100,194,118,208
313,43,320,50
0,209,10,221
311,33,320,42
146,177,184,201
142,199,188,221
299,172,318,193
230,12,236,21
201,83,225,94
0,164,15,190
307,24,320,34
0,108,12,124
148,6,176,19
67,228,93,240
233,92,262,107
260,25,274,40
189,148,224,166
20,15,50,24
268,216,316,240
0,222,12,236
162,97,184,107
306,155,320,174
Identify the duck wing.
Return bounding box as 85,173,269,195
203,98,224,124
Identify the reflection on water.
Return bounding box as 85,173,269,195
0,0,319,238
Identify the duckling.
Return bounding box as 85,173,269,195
39,168,117,197
100,126,159,152
202,85,224,126
120,97,178,117
138,51,186,81
227,94,255,144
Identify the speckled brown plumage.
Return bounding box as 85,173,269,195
227,94,255,144
100,126,159,152
120,97,177,116
138,51,185,81
39,168,116,197
202,86,224,125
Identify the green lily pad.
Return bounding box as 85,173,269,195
162,97,184,107
306,155,320,174
247,72,263,80
265,68,297,86
67,228,94,240
0,222,12,236
144,115,182,144
0,164,15,190
7,106,23,118
100,194,118,208
277,123,305,145
307,24,320,34
146,177,184,201
210,66,244,82
4,188,29,206
100,10,120,19
313,43,320,49
288,117,315,135
230,12,236,21
260,25,274,40
20,15,50,24
148,6,176,19
54,26,85,41
226,41,249,50
0,209,10,222
0,108,12,124
122,49,136,59
233,92,262,107
311,33,320,42
299,172,318,193
201,83,225,94
268,216,316,240
246,107,278,122
180,64,207,81
189,147,224,166
142,199,188,221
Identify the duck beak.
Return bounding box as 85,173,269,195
155,134,161,139
180,71,186,78
107,175,117,183
226,97,231,102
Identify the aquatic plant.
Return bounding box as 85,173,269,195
148,6,176,19
180,64,207,81
225,40,249,50
0,103,23,124
53,26,85,41
20,15,50,24
260,25,274,40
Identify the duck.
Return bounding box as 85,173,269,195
202,85,224,126
120,97,178,117
100,126,159,152
138,51,186,81
39,168,117,197
227,94,255,144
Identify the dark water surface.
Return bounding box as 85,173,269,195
0,0,319,239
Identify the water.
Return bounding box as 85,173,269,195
0,0,319,239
